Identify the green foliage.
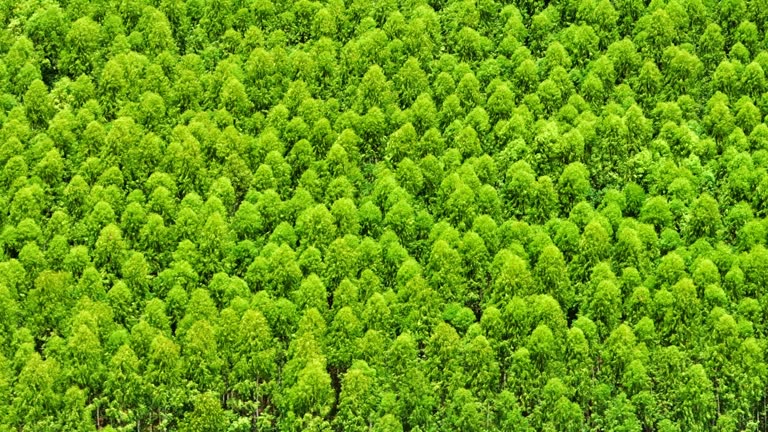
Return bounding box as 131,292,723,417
0,0,767,431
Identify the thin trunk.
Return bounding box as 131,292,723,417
715,385,721,417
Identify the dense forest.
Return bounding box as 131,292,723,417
2,0,768,430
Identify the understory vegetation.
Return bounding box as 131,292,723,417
2,0,768,430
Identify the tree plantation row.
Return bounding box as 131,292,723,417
2,0,768,431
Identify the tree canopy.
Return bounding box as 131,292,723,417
1,0,768,431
